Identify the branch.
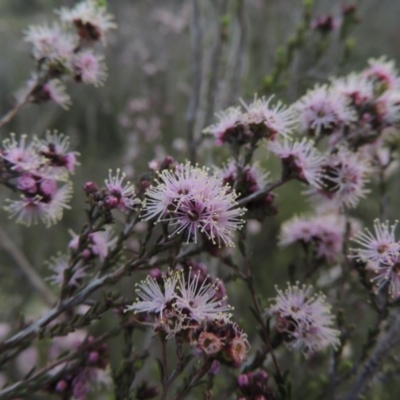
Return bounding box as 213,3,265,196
236,177,291,207
341,313,400,400
0,226,56,307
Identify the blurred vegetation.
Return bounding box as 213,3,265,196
0,0,400,399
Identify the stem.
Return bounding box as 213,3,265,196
0,96,30,131
173,359,213,400
161,336,168,400
186,0,203,164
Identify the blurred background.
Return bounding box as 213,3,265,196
0,0,400,399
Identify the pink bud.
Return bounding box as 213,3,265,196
56,380,68,392
88,351,99,363
84,181,98,195
104,195,119,209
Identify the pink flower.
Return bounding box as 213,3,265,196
367,252,400,299
294,85,355,136
89,227,117,261
175,270,232,322
142,163,245,247
268,283,340,355
268,138,323,187
280,213,359,263
57,0,117,45
218,160,269,195
240,95,295,139
46,254,86,287
375,90,400,126
203,107,243,146
125,273,179,317
350,219,399,264
1,133,39,172
363,56,400,91
311,14,340,33
331,73,374,106
306,147,370,210
24,24,76,68
19,75,71,109
35,131,80,175
5,183,72,226
73,50,107,86
105,169,138,212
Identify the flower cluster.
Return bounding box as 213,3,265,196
295,58,400,147
126,267,249,366
1,131,77,226
21,0,115,109
204,96,295,146
267,283,340,356
142,163,246,247
83,169,139,221
350,220,400,299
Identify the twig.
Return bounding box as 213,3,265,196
341,313,400,400
0,226,56,307
236,178,291,207
0,73,49,131
186,0,203,163
0,96,30,131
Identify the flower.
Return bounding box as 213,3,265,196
218,160,269,195
366,252,400,299
4,183,72,226
57,0,117,45
331,73,374,106
105,169,138,212
268,283,340,355
142,163,245,247
20,76,72,109
125,273,178,317
311,14,340,33
240,95,295,139
24,24,76,69
306,147,370,210
349,219,399,264
89,227,117,261
47,254,86,287
203,107,243,146
175,269,232,322
35,130,79,175
294,85,355,136
363,56,400,91
375,90,400,126
73,50,107,86
268,138,323,187
1,133,39,172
